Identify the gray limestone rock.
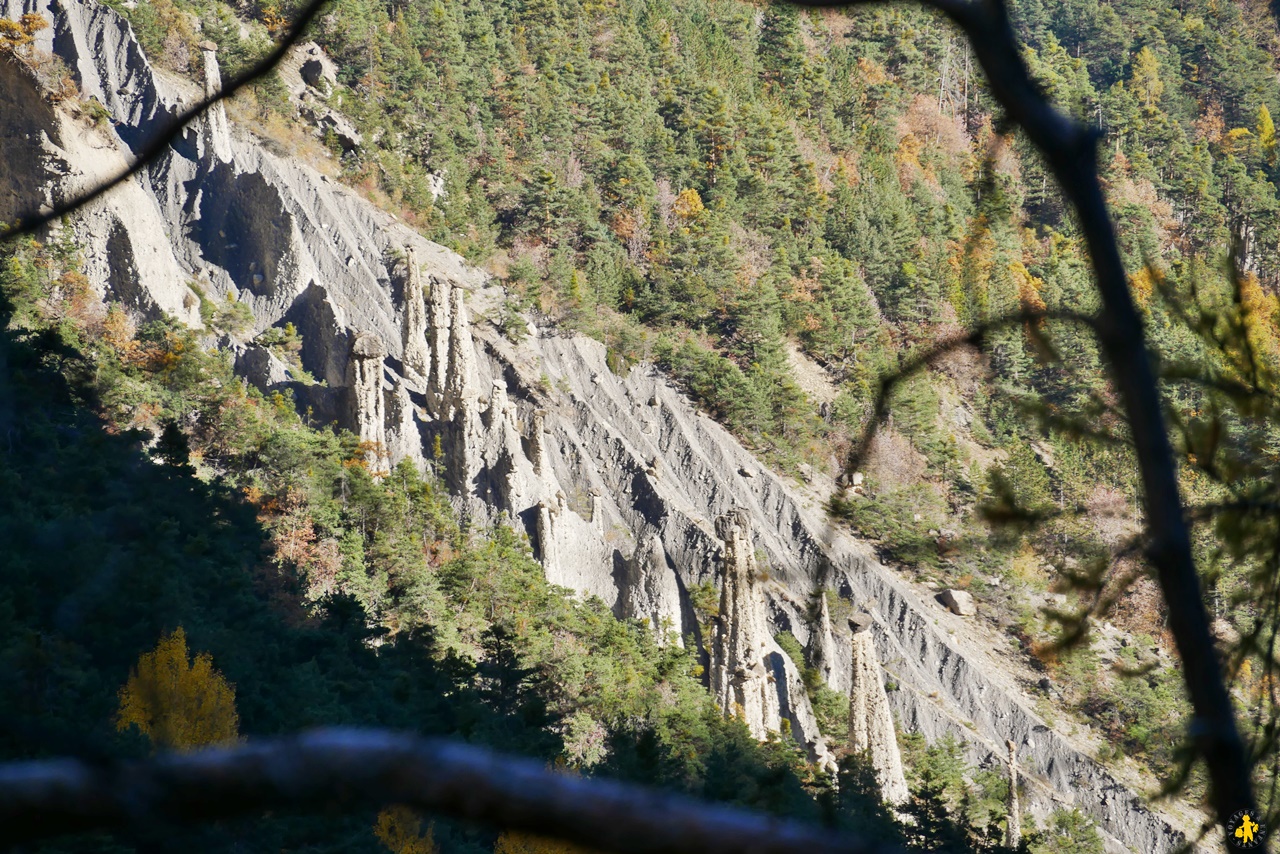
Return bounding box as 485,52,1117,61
938,588,977,617
809,590,838,686
348,332,388,470
1007,740,1023,848
199,42,233,163
401,248,429,381
619,534,683,646
299,103,362,152
425,272,452,417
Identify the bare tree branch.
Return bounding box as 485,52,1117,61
0,0,330,241
0,728,899,853
795,0,1257,833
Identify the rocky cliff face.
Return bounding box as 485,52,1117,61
0,1,1201,850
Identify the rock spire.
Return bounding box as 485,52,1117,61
424,272,452,417
1007,740,1021,847
348,332,387,472
847,614,909,805
401,248,429,381
810,589,839,687
198,42,232,163
619,534,683,646
443,285,477,423
710,509,781,740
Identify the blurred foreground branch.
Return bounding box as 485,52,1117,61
0,727,898,854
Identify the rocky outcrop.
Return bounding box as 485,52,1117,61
401,248,429,381
443,285,477,423
348,332,387,471
425,271,452,417
198,42,232,163
938,588,976,617
809,589,839,686
710,510,782,740
0,0,1202,849
848,614,909,805
619,533,683,645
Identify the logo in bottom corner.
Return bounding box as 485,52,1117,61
1227,810,1267,849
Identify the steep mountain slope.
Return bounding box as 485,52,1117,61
0,0,1208,850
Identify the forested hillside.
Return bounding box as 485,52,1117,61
7,0,1280,847
121,0,1280,798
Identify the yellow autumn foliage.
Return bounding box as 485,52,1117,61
1009,260,1047,314
1238,271,1280,373
494,831,600,854
1129,267,1157,310
115,627,239,751
374,805,436,854
672,188,705,222
0,13,47,54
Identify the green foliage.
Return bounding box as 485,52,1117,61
24,0,1280,830
774,631,805,670
809,684,849,743
842,481,947,567
1028,809,1104,854
198,290,254,336
985,443,1054,519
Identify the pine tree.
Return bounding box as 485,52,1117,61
757,5,805,88
1129,47,1163,112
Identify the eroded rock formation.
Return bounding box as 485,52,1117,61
348,333,387,470
619,534,683,646
848,614,909,805
425,273,452,417
401,248,429,381
810,589,839,687
198,42,232,164
1007,740,1022,848
710,510,782,740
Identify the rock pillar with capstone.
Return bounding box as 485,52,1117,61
348,333,388,472
198,42,233,163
